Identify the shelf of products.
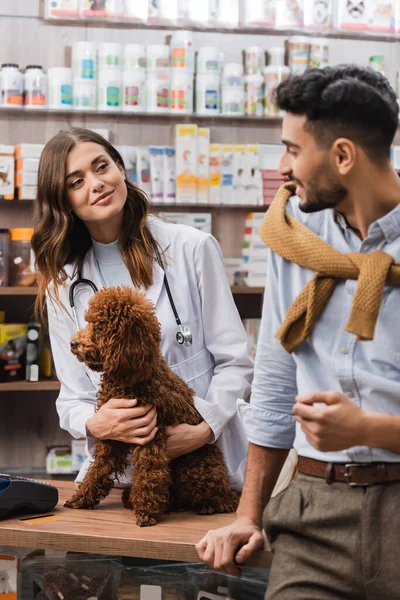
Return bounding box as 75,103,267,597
0,380,60,392
0,285,264,296
0,106,282,123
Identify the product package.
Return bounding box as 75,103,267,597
197,128,210,204
44,0,79,19
220,144,234,205
0,146,14,200
275,0,304,27
245,144,262,205
232,144,247,204
26,322,41,382
176,124,198,204
209,143,221,204
0,553,18,599
79,0,118,19
209,0,239,27
303,0,332,29
29,556,117,600
117,0,148,22
136,147,152,198
162,147,176,203
149,146,165,202
336,0,395,32
46,446,73,474
178,0,210,25
243,0,276,26
148,0,178,24
0,324,27,383
159,212,212,233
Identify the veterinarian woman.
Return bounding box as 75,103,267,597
32,127,253,492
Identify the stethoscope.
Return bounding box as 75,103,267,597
68,248,193,346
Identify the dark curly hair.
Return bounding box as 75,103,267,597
276,65,399,163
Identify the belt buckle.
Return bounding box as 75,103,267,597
344,463,371,487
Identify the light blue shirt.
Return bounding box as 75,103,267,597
91,238,132,287
239,196,400,463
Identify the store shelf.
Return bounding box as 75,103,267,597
40,17,400,42
0,106,282,124
0,286,37,295
231,286,264,294
0,380,60,392
1,200,269,210
0,285,264,296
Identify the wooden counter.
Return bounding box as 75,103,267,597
0,480,272,568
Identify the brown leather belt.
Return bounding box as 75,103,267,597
297,456,400,486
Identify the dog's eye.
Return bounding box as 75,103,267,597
94,323,104,333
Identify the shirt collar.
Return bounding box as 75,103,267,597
333,204,400,244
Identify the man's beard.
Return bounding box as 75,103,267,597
290,169,348,214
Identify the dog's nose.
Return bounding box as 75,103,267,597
70,340,79,350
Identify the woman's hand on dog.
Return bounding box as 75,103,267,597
86,398,158,444
165,421,212,460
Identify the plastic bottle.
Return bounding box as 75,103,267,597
24,65,48,108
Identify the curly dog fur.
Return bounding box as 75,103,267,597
64,286,239,526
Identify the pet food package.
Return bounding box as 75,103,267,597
79,0,118,19
197,128,210,204
0,554,18,599
0,146,14,200
176,124,198,204
149,146,165,203
28,556,117,600
303,0,333,29
148,0,179,25
0,324,27,383
44,0,80,19
336,0,395,32
209,0,239,27
209,143,221,204
275,0,304,27
163,147,176,203
243,0,276,27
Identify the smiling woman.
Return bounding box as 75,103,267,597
30,127,253,500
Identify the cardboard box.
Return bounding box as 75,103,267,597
17,186,37,200
149,146,164,201
221,144,234,205
163,147,176,203
176,124,198,204
15,157,40,172
16,171,38,187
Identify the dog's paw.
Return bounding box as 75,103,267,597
64,498,95,510
196,505,217,515
121,487,133,510
135,514,158,527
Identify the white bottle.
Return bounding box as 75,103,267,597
170,70,193,113
0,63,23,106
195,72,220,116
24,65,48,108
122,68,146,112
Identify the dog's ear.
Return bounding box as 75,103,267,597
102,288,162,381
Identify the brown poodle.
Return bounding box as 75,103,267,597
64,286,239,526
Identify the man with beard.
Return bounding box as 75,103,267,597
196,65,400,599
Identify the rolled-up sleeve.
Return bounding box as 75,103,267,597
238,248,297,448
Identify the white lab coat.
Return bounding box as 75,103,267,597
47,216,253,491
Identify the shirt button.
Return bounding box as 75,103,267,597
347,391,354,399
388,233,394,240
341,347,349,355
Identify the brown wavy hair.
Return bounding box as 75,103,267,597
32,127,158,319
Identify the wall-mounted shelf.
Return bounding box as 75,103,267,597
1,200,269,211
0,106,282,125
0,285,264,296
40,16,400,43
0,381,60,392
